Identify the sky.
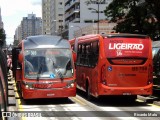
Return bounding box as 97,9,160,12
0,0,42,45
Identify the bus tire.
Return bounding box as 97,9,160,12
62,97,69,102
16,82,21,92
86,81,93,101
17,82,23,98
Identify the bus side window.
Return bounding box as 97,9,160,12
81,44,86,65
77,44,82,65
86,43,92,66
77,44,86,66
91,40,99,67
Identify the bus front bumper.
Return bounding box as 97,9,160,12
21,87,76,99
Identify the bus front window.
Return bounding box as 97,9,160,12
24,49,73,79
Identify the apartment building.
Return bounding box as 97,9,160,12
42,0,65,36
42,0,51,35
14,25,22,42
50,0,65,35
64,0,113,39
42,0,113,39
21,14,42,39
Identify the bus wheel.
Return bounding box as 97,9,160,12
17,82,23,98
86,83,93,101
62,97,69,102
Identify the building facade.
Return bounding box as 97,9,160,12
21,14,42,39
14,25,22,42
50,0,65,36
42,0,65,36
64,0,113,39
43,0,114,39
65,0,112,24
72,22,117,39
42,0,51,35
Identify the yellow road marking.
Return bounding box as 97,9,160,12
14,86,17,92
147,103,160,108
15,90,26,120
136,99,160,108
71,97,86,106
136,99,144,102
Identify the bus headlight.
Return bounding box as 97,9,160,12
66,80,75,88
25,84,34,89
25,85,29,88
22,81,34,89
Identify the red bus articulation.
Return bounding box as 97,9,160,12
0,49,8,114
69,33,153,100
12,35,76,99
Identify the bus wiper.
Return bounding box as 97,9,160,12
53,62,64,81
37,63,43,81
56,37,63,45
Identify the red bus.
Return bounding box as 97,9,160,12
12,35,76,99
0,49,8,115
70,33,153,100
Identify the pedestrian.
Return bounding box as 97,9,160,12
7,55,12,73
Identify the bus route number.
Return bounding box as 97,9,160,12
30,51,37,56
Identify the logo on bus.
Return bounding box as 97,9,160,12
108,66,112,71
109,43,144,50
116,50,122,56
50,74,55,78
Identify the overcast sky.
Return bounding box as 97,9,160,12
0,0,42,45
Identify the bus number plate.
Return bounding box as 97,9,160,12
123,93,131,95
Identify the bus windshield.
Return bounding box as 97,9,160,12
24,48,73,79
152,48,159,59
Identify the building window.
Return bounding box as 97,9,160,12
59,14,63,16
59,26,63,29
59,20,63,22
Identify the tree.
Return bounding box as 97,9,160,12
13,40,19,46
0,28,6,47
104,0,160,40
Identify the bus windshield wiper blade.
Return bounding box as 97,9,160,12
37,63,43,81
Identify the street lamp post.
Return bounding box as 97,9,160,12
88,7,99,34
88,0,103,34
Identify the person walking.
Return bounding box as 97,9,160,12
7,55,12,73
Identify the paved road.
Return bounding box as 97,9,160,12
6,71,160,120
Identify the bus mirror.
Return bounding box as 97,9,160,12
18,53,23,63
72,51,77,63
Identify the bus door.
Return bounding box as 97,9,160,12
104,37,151,87
12,48,22,83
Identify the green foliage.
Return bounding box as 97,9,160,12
13,40,19,46
0,28,6,47
104,0,160,40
